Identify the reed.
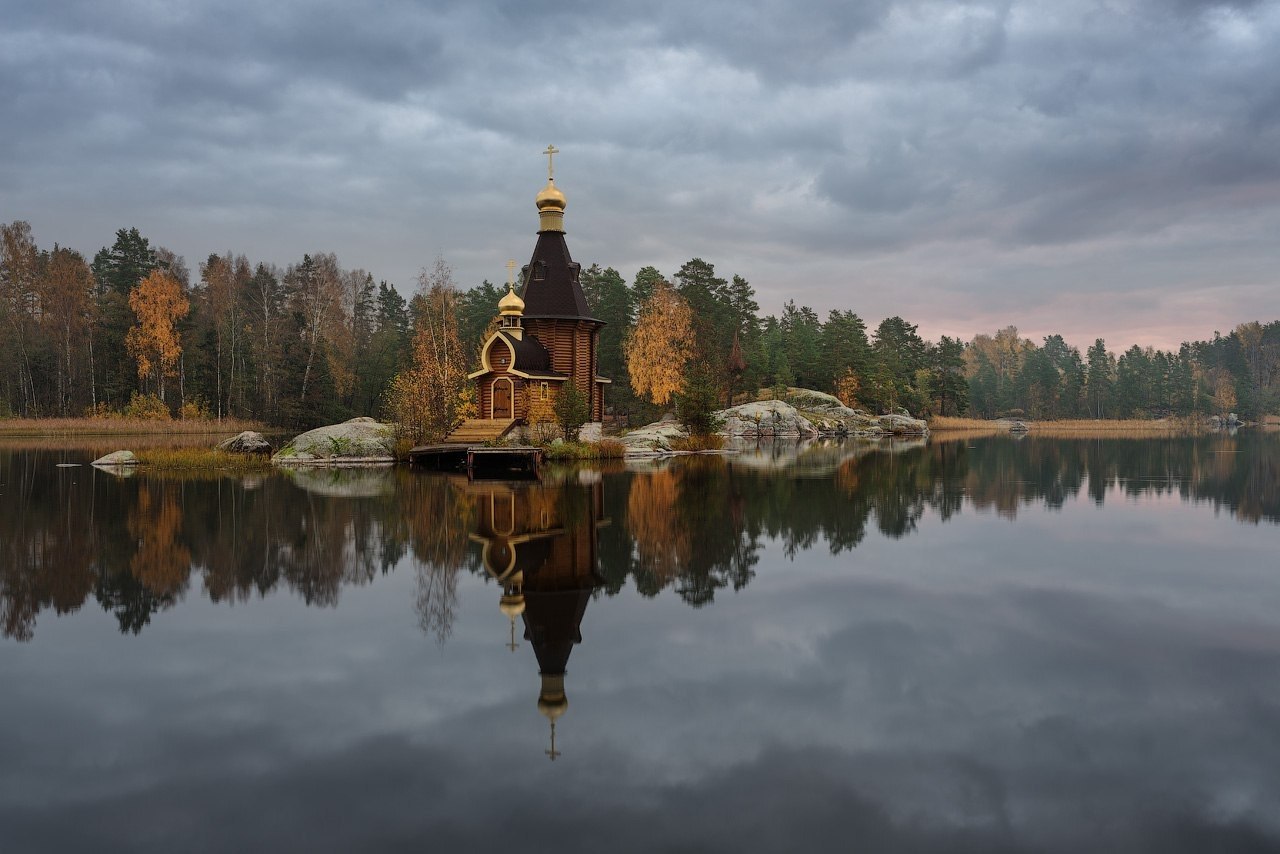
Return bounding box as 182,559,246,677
0,416,267,436
542,439,628,460
927,416,1007,434
135,448,273,471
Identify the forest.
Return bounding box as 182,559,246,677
2,220,1277,429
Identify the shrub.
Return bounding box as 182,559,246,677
526,391,560,444
84,401,118,418
553,383,591,441
180,397,211,420
124,392,171,421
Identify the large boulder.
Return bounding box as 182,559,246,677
715,401,819,438
272,417,397,465
92,450,139,466
618,421,688,454
877,413,931,435
217,431,273,455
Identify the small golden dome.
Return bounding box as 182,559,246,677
535,178,566,211
498,286,525,316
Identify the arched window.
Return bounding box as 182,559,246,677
533,261,547,281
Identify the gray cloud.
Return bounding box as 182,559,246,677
0,0,1277,347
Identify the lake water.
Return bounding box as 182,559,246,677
1,434,1278,852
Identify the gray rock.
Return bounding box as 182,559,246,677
877,413,930,435
618,421,689,454
715,401,819,439
577,422,603,443
719,394,928,438
217,430,273,455
92,450,139,466
272,417,397,465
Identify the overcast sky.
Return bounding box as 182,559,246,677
2,0,1277,349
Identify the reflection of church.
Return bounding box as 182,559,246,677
466,476,607,759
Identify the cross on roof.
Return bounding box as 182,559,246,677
543,144,559,180
506,259,517,289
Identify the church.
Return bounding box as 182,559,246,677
464,146,609,434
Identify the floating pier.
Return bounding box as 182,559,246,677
408,444,544,478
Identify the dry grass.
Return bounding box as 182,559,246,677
542,439,629,460
135,447,273,471
0,416,267,436
927,416,1008,436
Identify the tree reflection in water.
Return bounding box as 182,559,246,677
0,430,1276,641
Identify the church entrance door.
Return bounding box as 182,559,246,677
493,380,512,419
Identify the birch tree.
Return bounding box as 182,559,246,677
625,280,694,406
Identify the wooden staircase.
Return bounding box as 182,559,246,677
442,418,517,445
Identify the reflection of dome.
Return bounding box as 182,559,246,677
535,178,566,211
499,592,526,618
498,286,525,316
537,672,568,721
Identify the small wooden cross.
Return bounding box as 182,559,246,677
543,144,559,180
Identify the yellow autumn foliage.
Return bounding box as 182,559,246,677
625,281,694,406
125,270,189,398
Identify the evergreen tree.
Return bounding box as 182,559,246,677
457,279,504,359
928,336,969,416
871,316,927,414
580,264,636,413
1085,339,1114,418
677,362,723,436
822,310,871,392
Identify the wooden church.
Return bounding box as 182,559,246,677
462,146,609,438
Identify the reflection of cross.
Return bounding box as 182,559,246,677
506,259,517,289
545,721,561,761
543,144,559,180
507,617,519,652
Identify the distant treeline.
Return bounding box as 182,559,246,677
2,221,1276,425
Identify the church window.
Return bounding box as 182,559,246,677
533,261,547,281
540,382,549,401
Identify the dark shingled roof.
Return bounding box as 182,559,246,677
497,330,565,377
520,231,598,321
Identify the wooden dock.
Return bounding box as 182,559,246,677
408,444,544,478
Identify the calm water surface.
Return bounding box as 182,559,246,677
1,434,1278,852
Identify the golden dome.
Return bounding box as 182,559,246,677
535,178,566,211
498,286,525,316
